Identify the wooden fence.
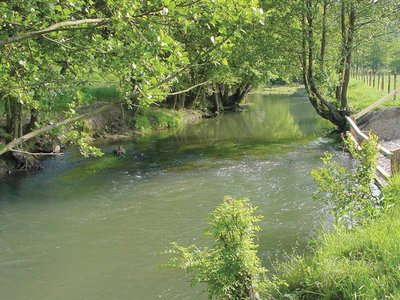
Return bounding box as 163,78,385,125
345,88,400,186
351,68,398,100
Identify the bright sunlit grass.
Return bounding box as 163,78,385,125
348,79,399,113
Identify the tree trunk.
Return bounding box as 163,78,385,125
335,0,347,102
172,94,178,110
339,3,356,110
229,83,252,108
302,0,346,129
27,108,39,133
5,96,24,141
213,88,223,113
320,0,328,68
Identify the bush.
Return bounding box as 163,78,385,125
168,197,267,300
381,174,400,208
311,134,380,227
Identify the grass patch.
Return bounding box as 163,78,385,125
348,79,398,113
83,85,120,101
253,85,305,96
267,175,400,299
134,108,185,133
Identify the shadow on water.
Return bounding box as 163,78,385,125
0,90,338,300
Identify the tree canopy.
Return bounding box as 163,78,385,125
0,0,399,157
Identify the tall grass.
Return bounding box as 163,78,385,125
348,79,398,113
267,175,400,299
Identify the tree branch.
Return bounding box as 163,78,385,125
0,102,119,156
10,149,64,157
168,80,210,96
0,18,109,46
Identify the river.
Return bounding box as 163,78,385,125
0,88,336,299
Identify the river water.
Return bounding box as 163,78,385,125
0,89,336,299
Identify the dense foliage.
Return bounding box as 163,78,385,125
0,1,399,158
0,0,271,157
269,0,400,127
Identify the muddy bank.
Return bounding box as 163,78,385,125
358,107,400,176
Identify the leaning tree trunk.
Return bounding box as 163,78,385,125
228,83,252,109
302,0,347,130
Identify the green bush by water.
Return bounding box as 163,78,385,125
168,196,267,300
311,134,380,227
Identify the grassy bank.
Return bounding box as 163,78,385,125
133,108,186,134
252,85,305,96
348,79,398,113
266,175,400,299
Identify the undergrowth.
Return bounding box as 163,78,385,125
266,142,400,299
269,199,400,299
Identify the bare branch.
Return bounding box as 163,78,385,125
10,149,64,157
0,18,109,46
168,80,211,95
0,102,119,156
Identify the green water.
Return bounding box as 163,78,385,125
0,91,337,299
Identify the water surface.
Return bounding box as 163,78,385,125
0,90,336,299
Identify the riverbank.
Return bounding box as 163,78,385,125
0,104,205,178
266,176,400,299
0,90,334,300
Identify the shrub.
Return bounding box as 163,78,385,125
381,174,400,208
168,197,267,300
311,133,380,227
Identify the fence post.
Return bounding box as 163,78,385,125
391,149,400,175
378,72,381,89
373,72,376,88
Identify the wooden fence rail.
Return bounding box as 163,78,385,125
354,87,400,120
345,116,400,185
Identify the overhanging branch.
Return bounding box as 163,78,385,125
0,102,119,156
0,18,109,46
168,80,210,96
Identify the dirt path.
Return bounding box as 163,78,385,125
359,107,400,176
